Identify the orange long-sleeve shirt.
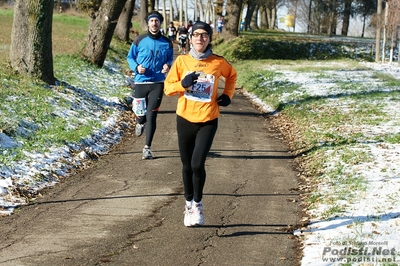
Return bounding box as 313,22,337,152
164,53,237,123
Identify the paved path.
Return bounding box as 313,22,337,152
0,46,301,266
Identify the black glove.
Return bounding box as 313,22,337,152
217,94,231,106
181,72,200,88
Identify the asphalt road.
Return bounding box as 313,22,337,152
0,50,301,266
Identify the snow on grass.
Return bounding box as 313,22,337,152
245,61,400,265
274,62,400,266
0,61,132,214
1,56,400,265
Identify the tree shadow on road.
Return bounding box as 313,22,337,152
112,148,294,160
31,191,298,205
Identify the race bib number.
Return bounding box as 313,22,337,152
132,97,146,116
184,72,215,102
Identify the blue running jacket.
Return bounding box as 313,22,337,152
127,32,174,83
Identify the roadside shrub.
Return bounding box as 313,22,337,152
216,35,375,62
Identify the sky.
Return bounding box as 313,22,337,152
1,58,400,265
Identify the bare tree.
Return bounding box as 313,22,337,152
290,0,300,31
341,0,353,36
304,0,331,34
179,0,183,22
9,0,55,85
149,0,156,10
194,0,214,22
82,0,127,67
169,0,174,22
115,0,136,42
184,0,189,25
173,0,179,19
386,0,400,63
140,0,149,31
328,0,337,36
244,1,257,30
205,0,214,22
259,6,269,29
197,0,204,20
375,0,382,62
195,0,214,22
307,0,312,32
162,0,167,33
286,0,311,32
225,0,244,37
381,0,388,62
354,0,376,37
250,4,260,30
265,0,278,30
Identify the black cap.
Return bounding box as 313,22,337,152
191,21,212,36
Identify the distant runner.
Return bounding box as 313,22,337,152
177,21,188,54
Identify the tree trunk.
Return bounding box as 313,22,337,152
328,0,336,36
250,4,259,30
10,0,55,85
173,0,179,20
389,29,395,63
381,0,388,63
184,0,188,25
204,0,213,22
162,0,167,34
82,0,127,67
269,6,276,29
179,0,183,22
115,0,136,42
307,0,312,33
361,15,366,37
149,0,155,11
225,0,243,37
375,0,382,62
169,0,173,23
140,0,148,31
259,7,268,29
197,0,204,20
265,0,277,30
208,0,215,24
266,7,276,29
245,2,256,31
293,0,299,32
341,0,352,36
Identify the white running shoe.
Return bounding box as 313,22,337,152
191,202,204,226
184,204,193,227
135,123,145,137
142,146,153,160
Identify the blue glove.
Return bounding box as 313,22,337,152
217,94,231,106
181,72,200,88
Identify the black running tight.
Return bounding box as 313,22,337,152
176,115,218,203
134,82,164,147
